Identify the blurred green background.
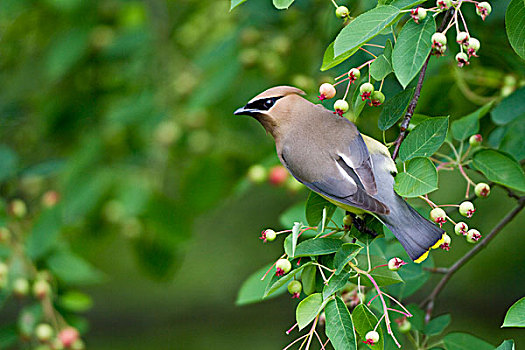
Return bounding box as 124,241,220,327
0,0,523,348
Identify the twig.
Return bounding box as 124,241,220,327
391,8,454,160
421,198,525,322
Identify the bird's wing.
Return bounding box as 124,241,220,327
280,145,390,215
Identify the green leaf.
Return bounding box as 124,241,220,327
321,42,360,71
451,101,494,141
294,238,343,257
296,293,325,330
350,255,403,287
47,250,105,285
229,0,247,10
325,296,357,350
323,269,352,299
264,262,314,298
58,291,93,312
272,0,294,9
499,116,525,161
280,202,307,227
495,340,515,350
378,88,415,130
491,86,525,125
352,304,384,350
26,207,62,260
370,55,393,81
505,0,525,60
0,146,18,182
442,332,493,350
424,314,451,335
301,265,317,295
394,157,438,197
0,324,18,348
390,0,426,9
472,150,525,192
392,15,435,88
333,243,362,274
399,116,449,161
236,264,286,305
306,191,337,227
45,28,90,81
334,6,401,57
384,39,393,61
502,296,525,327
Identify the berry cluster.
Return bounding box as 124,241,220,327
246,164,303,192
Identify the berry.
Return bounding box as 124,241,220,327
410,7,427,23
33,279,51,300
467,37,480,57
58,327,79,348
348,68,361,82
9,199,27,218
0,227,11,243
469,134,482,146
335,6,350,19
71,339,85,350
364,330,380,345
476,2,491,20
459,201,475,218
432,44,447,57
466,229,482,243
359,83,374,101
275,259,292,276
288,280,302,298
319,83,336,101
286,177,303,192
0,262,8,278
343,214,353,228
440,233,451,251
268,165,288,186
13,278,30,297
247,165,267,184
455,52,469,67
388,257,406,271
436,0,453,10
456,31,469,46
431,33,447,53
475,183,490,198
369,91,385,107
42,191,60,208
396,317,412,333
260,229,277,243
454,222,468,236
35,323,54,342
430,207,447,226
334,99,349,117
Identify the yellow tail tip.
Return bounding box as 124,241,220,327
414,233,447,264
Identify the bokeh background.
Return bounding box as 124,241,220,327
0,0,523,348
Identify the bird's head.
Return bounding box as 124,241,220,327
234,86,306,136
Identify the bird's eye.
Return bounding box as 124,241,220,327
263,99,274,109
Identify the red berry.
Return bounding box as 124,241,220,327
268,166,288,186
58,327,79,348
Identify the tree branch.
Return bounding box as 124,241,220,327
421,197,525,321
391,9,455,160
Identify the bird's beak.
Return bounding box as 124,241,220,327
234,106,258,116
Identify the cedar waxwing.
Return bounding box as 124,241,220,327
234,86,445,263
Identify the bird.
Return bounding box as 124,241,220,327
234,86,445,263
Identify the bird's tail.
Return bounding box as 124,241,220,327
378,200,445,263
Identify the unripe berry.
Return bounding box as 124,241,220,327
348,68,361,82
365,330,380,345
35,323,54,342
288,280,302,298
369,91,385,106
459,201,475,218
466,229,482,243
335,6,350,19
436,0,453,10
396,317,412,333
454,222,468,236
475,182,490,198
411,7,427,23
0,227,11,243
275,259,292,276
333,99,349,117
456,31,469,45
319,83,336,101
268,165,288,186
71,339,85,350
359,83,374,101
440,233,451,251
0,262,8,278
467,37,480,52
58,327,79,348
469,134,482,146
260,229,277,243
247,165,267,184
455,52,469,67
430,208,447,225
476,2,491,20
42,191,60,208
8,199,27,218
431,32,447,47
33,279,51,300
13,278,30,297
343,214,353,227
388,257,406,271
